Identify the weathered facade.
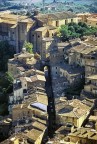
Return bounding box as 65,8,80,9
32,12,79,59
69,128,97,144
77,13,97,27
8,49,41,78
0,12,36,53
56,99,92,128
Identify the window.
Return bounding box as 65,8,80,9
46,31,49,37
65,20,68,25
23,89,27,93
38,35,40,38
71,19,73,23
56,21,59,27
56,67,57,69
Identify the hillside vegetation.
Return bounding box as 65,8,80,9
58,22,97,41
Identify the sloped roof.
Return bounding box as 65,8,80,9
20,74,46,83
69,127,97,141
30,74,46,82
57,99,91,118
32,121,47,131
17,67,25,72
25,129,43,142
35,11,76,24
30,102,47,112
87,74,97,80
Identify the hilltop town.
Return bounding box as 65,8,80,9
1,9,97,144
1,0,97,14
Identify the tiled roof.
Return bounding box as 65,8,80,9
25,128,43,141
20,74,46,83
32,121,47,131
87,74,97,80
16,52,34,58
17,67,25,72
35,11,76,24
57,99,91,118
69,128,97,141
0,13,34,25
70,38,97,55
35,25,56,32
30,74,46,82
89,115,97,122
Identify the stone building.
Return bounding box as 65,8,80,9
49,40,86,97
1,123,48,144
0,12,36,53
69,127,97,144
56,99,92,128
0,118,12,141
50,42,71,65
84,52,97,78
34,12,78,27
51,63,84,85
8,48,41,78
0,11,79,56
31,11,79,59
12,100,48,124
77,13,97,27
0,11,79,59
68,42,97,67
82,75,97,98
31,26,57,55
8,74,46,112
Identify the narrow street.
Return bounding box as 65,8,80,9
45,65,56,138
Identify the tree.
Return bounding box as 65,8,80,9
58,22,97,42
23,41,33,54
0,41,15,71
78,22,88,28
58,25,70,41
0,72,13,115
0,72,13,95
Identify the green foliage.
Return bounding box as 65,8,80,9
0,41,15,72
0,72,13,115
23,41,33,53
0,103,8,116
58,22,97,41
0,72,13,96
